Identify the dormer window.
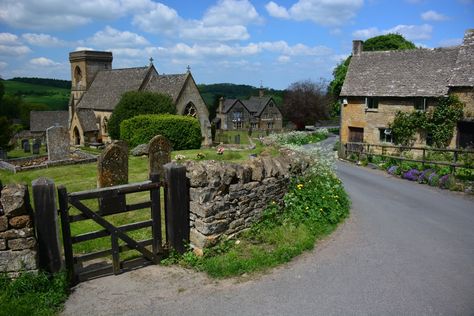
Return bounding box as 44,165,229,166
414,98,427,111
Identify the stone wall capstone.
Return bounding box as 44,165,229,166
184,148,312,250
0,184,38,277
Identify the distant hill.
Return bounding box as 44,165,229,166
2,79,70,111
10,77,71,89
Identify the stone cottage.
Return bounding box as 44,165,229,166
340,29,474,148
215,90,283,131
68,51,211,146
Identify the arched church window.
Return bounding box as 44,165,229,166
184,103,198,118
103,117,108,134
74,66,82,87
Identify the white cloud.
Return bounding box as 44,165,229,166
22,33,66,46
265,0,364,26
202,0,262,26
180,25,250,41
0,32,19,45
131,2,180,36
87,26,150,48
30,57,60,66
0,32,31,56
74,46,95,51
265,1,290,18
353,24,433,40
0,61,7,70
277,55,290,63
421,10,449,21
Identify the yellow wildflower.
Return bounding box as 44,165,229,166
297,184,304,190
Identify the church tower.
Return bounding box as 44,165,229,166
68,51,113,118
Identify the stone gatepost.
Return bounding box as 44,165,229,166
97,141,128,214
148,135,171,180
46,126,69,161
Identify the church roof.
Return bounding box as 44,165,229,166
146,73,188,102
77,66,150,111
77,109,98,132
30,111,68,132
341,47,459,97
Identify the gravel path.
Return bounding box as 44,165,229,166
63,139,474,315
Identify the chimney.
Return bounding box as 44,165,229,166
259,83,264,98
352,40,363,56
218,97,224,114
462,29,474,46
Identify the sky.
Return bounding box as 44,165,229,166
0,0,472,89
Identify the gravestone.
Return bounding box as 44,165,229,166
148,135,171,179
97,141,128,214
235,134,240,144
34,139,41,146
0,148,7,160
21,139,28,151
32,142,40,155
23,140,30,153
46,126,69,161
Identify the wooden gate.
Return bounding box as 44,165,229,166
57,174,164,284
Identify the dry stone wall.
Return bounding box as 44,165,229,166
184,148,312,250
0,184,38,277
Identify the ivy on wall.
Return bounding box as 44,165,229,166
390,96,464,148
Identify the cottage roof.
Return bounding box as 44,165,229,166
30,111,68,132
449,29,474,87
243,96,273,116
77,109,98,132
146,73,188,102
340,47,459,97
77,66,151,111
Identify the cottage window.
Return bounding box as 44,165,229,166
365,97,379,109
426,133,434,146
251,122,258,129
267,122,274,129
414,98,427,111
103,117,108,134
232,111,243,121
379,128,393,143
234,121,243,129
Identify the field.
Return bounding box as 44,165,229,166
3,80,70,110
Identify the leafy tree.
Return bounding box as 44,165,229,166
0,81,4,102
328,33,416,101
282,79,332,130
0,116,13,150
20,103,49,128
0,95,22,119
108,91,176,139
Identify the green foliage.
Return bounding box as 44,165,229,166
390,96,464,148
0,271,69,316
328,56,351,98
10,77,71,89
0,95,22,119
363,33,416,51
108,91,176,139
120,114,201,150
0,116,13,150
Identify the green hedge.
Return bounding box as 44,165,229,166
108,91,176,139
120,114,202,150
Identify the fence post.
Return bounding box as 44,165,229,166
422,148,426,169
164,162,190,254
32,178,62,273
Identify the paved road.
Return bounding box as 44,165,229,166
63,149,474,315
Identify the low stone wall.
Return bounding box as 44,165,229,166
0,184,38,277
184,148,312,251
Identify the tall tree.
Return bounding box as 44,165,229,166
328,33,416,101
282,79,332,130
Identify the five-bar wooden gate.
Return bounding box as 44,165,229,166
58,174,164,284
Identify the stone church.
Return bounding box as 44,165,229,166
68,50,211,146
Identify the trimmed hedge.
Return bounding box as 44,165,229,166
120,114,202,150
108,91,176,139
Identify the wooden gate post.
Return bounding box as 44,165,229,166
164,162,190,254
32,178,62,273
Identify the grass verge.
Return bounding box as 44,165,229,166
0,271,69,316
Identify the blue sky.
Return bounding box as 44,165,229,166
0,0,472,89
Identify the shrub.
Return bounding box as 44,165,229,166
428,172,440,186
418,169,434,184
439,174,456,189
402,169,421,181
387,165,398,175
120,114,201,150
108,91,176,139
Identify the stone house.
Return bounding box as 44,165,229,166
340,29,474,148
29,111,69,140
214,91,283,131
68,51,211,146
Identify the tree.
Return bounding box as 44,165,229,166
108,91,176,139
328,33,416,101
282,79,332,130
0,116,13,150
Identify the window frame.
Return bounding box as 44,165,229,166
365,97,379,110
379,128,393,143
414,97,427,111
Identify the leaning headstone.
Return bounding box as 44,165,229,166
23,140,31,153
32,142,40,155
148,135,171,179
21,139,28,150
0,148,7,160
97,141,128,215
46,126,69,161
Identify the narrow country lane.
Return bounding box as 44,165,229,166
63,145,474,315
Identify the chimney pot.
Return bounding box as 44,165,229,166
352,40,363,56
